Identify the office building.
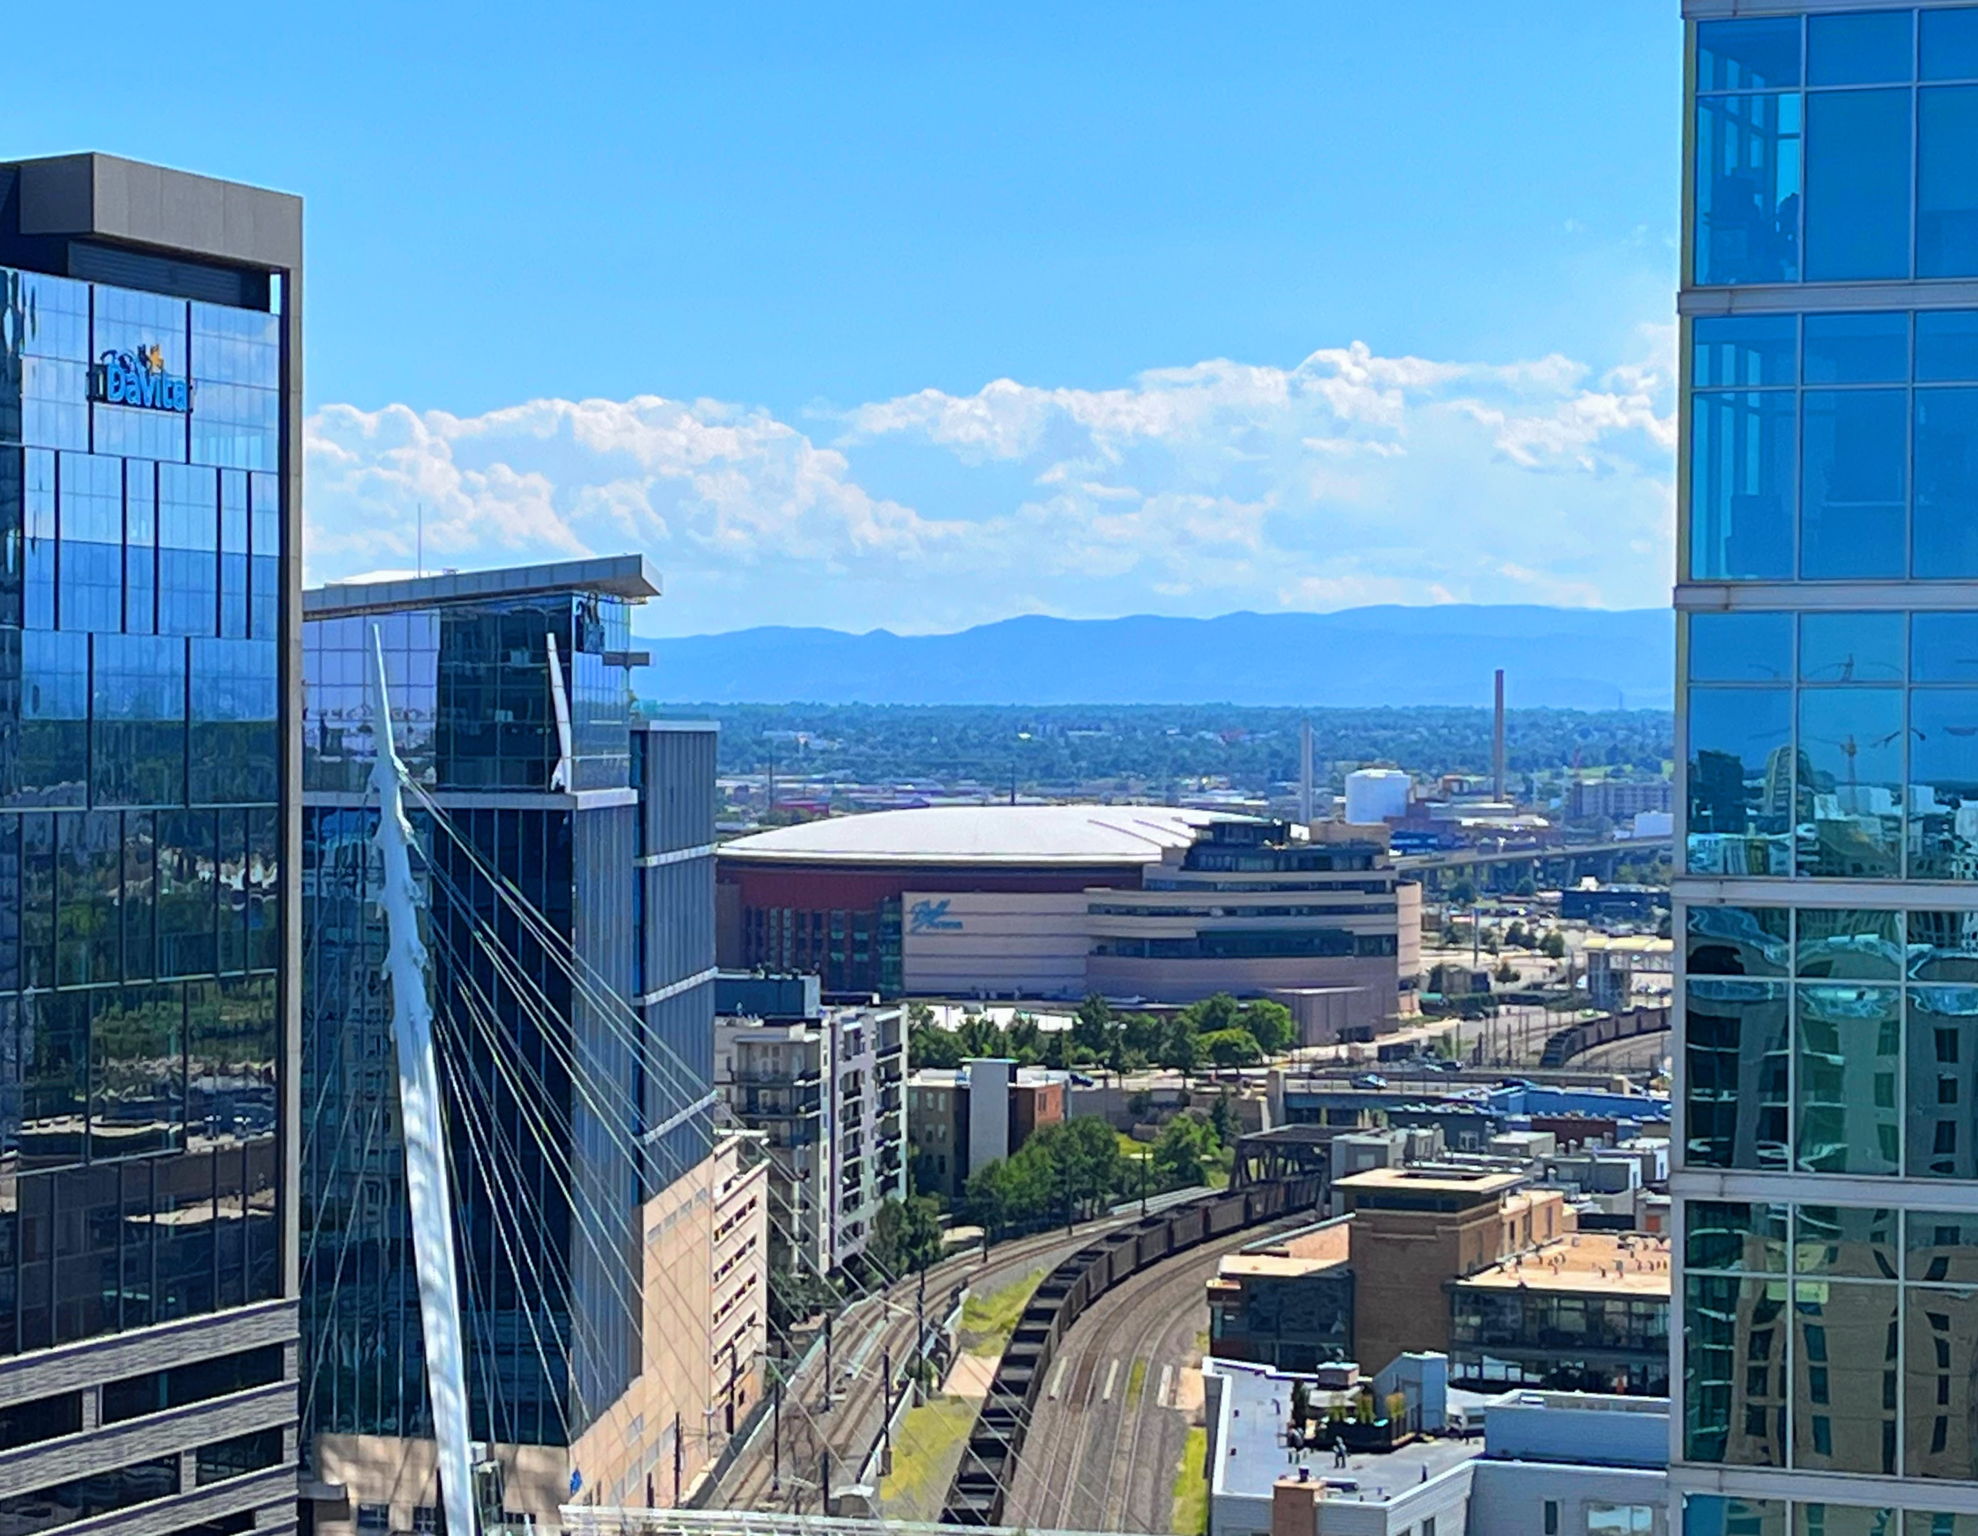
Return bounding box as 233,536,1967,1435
714,987,907,1275
1677,5,1978,1531
1568,781,1674,824
299,560,766,1528
0,155,301,1536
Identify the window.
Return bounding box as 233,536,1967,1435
1543,1499,1559,1535
1587,1505,1655,1536
1693,15,1978,284
195,1426,283,1486
101,1344,284,1423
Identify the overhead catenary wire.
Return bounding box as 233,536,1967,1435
388,776,1052,1519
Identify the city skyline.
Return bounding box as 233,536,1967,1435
8,2,1682,636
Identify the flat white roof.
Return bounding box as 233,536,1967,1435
719,803,1251,867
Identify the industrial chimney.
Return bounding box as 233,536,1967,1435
1492,669,1507,802
1299,720,1315,824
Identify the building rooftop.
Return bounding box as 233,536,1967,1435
1455,1231,1671,1296
1582,934,1675,957
304,554,660,615
717,803,1251,866
1215,1219,1354,1280
1207,1359,1487,1506
1334,1168,1528,1199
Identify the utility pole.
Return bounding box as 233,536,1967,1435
818,1450,831,1516
915,1268,927,1400
772,1377,783,1493
881,1347,893,1471
1140,1151,1149,1218
822,1313,834,1407
673,1411,683,1505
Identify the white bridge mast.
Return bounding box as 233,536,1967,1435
370,627,477,1536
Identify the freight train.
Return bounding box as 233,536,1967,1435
938,1174,1324,1526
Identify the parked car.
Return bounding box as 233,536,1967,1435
1351,1073,1389,1090
1068,1071,1096,1087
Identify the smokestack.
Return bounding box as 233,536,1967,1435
1492,669,1507,802
1299,720,1315,824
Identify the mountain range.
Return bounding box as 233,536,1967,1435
639,605,1675,710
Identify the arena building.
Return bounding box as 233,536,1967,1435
716,805,1421,1040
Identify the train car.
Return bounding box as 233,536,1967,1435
938,1178,1316,1528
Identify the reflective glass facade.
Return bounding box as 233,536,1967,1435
0,154,298,1536
1679,7,1978,1534
299,571,716,1459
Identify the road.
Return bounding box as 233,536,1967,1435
1001,1224,1270,1534
713,1219,1130,1513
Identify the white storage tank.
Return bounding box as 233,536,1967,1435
1343,768,1411,824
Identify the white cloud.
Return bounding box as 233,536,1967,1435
303,332,1675,634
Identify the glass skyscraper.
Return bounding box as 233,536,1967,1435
1677,7,1978,1534
0,156,301,1536
299,559,736,1529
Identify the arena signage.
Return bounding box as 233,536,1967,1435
908,898,964,934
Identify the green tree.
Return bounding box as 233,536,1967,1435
1199,1028,1262,1068
1209,1091,1236,1147
909,1022,964,1070
1152,1115,1216,1189
1157,1014,1199,1073
1183,993,1242,1034
1072,993,1115,1053
1540,929,1567,960
1495,958,1518,983
1237,1000,1295,1056
870,1194,945,1276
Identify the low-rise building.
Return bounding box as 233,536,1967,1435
1207,1178,1669,1399
907,1058,1068,1199
1449,1232,1672,1396
1336,1170,1572,1378
1207,1221,1355,1371
1205,1357,1669,1536
714,985,907,1274
1567,779,1674,823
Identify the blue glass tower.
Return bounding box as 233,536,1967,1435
1678,7,1978,1534
299,558,730,1528
0,156,302,1535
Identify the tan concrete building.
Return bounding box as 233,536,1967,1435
1334,1169,1571,1376
311,1138,768,1531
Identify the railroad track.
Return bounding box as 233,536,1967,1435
1004,1227,1260,1533
713,1218,1138,1512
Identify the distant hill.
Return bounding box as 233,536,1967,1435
640,605,1674,710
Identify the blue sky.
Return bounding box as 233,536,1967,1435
14,2,1681,635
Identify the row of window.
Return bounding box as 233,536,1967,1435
1687,1262,1978,1480
302,597,636,795
1690,384,1978,583
1694,12,1978,286
1686,1500,1975,1536
1686,686,1978,881
1,269,281,469
0,1138,281,1354
1687,904,1978,982
1,976,280,1170
3,631,279,810
0,1428,283,1536
1684,975,1978,1179
0,808,279,992
4,453,279,640
1091,930,1398,960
